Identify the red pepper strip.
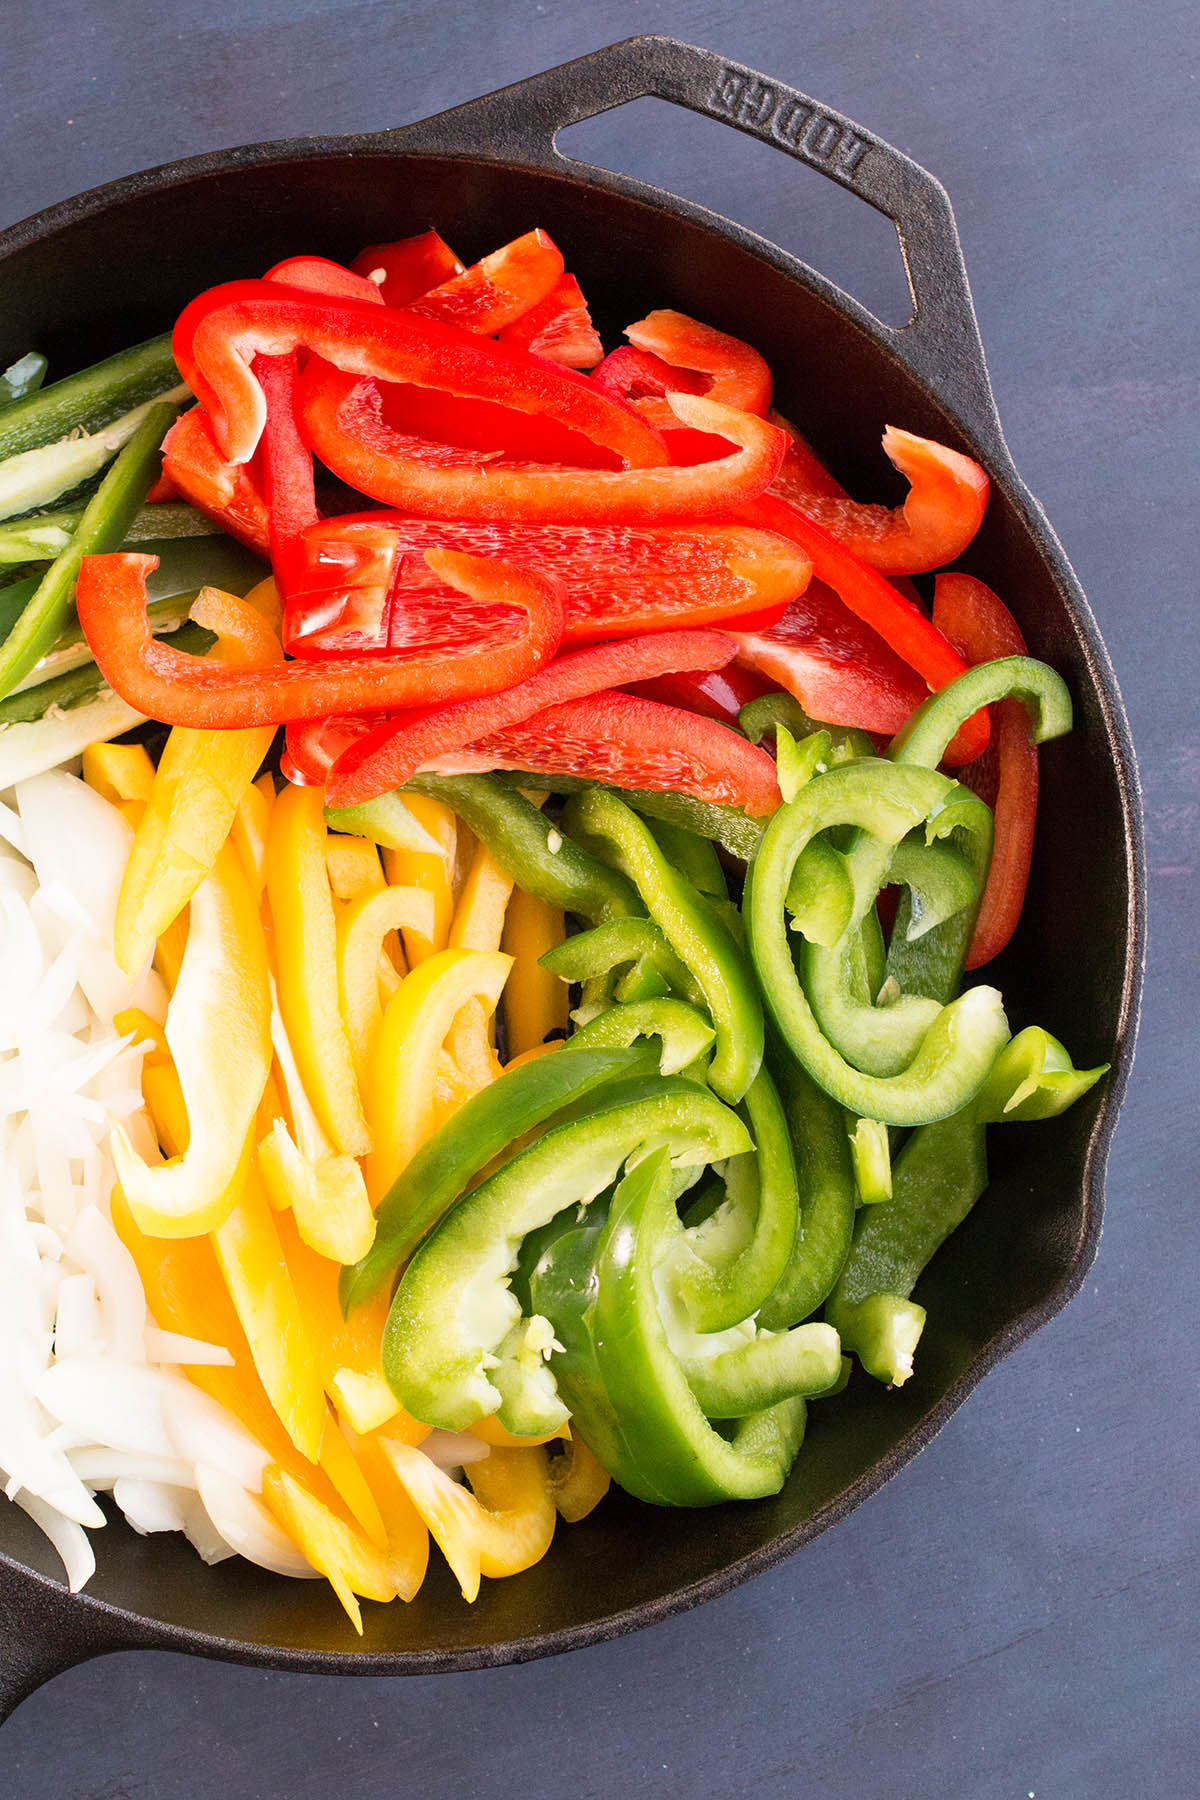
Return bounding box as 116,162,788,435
157,407,271,554
302,378,787,524
406,228,565,333
263,255,385,306
173,280,666,469
75,549,564,729
283,714,368,786
624,664,773,726
739,493,989,762
254,354,319,597
436,688,783,817
592,346,724,466
497,273,604,370
284,514,807,654
772,424,989,577
932,572,1038,968
733,578,931,734
626,309,773,418
325,629,740,808
370,385,620,472
350,230,465,306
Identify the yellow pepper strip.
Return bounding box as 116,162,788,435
231,774,274,903
114,1005,168,1063
329,1368,405,1438
336,885,436,1082
211,1162,328,1463
433,1049,477,1131
112,588,281,979
364,948,512,1203
502,886,571,1059
111,842,271,1237
257,1116,374,1265
340,1422,430,1602
109,1187,355,1523
266,783,370,1157
446,840,514,1093
257,1062,288,1154
548,1435,612,1523
382,1442,556,1603
316,1412,388,1548
326,833,386,903
82,741,156,806
262,1467,397,1633
472,1416,568,1450
154,909,189,995
382,793,456,966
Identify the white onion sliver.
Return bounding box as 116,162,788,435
194,1464,320,1579
419,1429,492,1471
158,1375,270,1493
68,1448,195,1490
13,1490,97,1593
53,1271,102,1360
65,1204,147,1360
36,1357,176,1460
114,1477,194,1537
144,1327,235,1368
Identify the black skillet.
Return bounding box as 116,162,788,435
0,35,1145,1721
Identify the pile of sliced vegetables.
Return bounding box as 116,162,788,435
0,223,1107,1626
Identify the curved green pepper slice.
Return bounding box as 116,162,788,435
755,1044,858,1331
567,997,716,1075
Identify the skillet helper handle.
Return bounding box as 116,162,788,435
0,1569,157,1725
403,34,1004,456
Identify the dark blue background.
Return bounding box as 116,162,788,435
3,3,1196,1794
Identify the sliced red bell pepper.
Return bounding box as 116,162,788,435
283,714,370,786
263,255,385,306
624,663,773,726
254,354,318,597
772,425,989,577
932,572,1038,969
157,406,271,554
740,493,989,762
283,513,807,655
593,345,724,466
733,577,931,735
427,688,783,817
324,628,741,807
349,230,465,306
406,228,565,333
369,384,621,471
496,273,603,369
625,310,773,418
172,279,666,469
75,549,563,729
301,373,785,523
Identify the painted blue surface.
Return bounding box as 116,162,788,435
2,2,1195,1793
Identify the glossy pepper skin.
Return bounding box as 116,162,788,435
382,1079,751,1435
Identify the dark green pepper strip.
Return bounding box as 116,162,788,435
756,1045,857,1330
567,998,716,1075
383,1081,752,1433
0,333,178,461
827,1026,1108,1384
339,1044,654,1312
0,619,212,725
646,815,728,899
739,691,875,763
668,1064,799,1333
407,773,638,921
0,400,178,700
676,1322,843,1418
540,917,699,1004
480,770,767,862
566,788,764,1104
746,760,1009,1125
571,1149,807,1505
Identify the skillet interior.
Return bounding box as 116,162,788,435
0,143,1140,1669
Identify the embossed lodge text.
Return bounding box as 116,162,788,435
710,67,872,177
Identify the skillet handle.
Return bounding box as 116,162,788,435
401,35,1004,456
0,1568,154,1725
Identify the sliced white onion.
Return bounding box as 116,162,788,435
114,1477,193,1536
143,1327,235,1367
158,1376,270,1492
14,1490,97,1592
68,1448,195,1490
36,1356,176,1459
53,1271,102,1360
194,1464,320,1579
419,1429,492,1471
181,1493,236,1566
65,1204,146,1361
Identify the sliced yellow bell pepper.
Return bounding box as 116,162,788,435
262,1467,397,1633
547,1435,611,1523
257,1116,374,1265
154,910,189,995
433,1049,477,1131
364,947,511,1203
382,793,456,966
445,840,514,1094
230,772,275,903
326,833,385,903
335,884,435,1081
111,842,271,1237
502,886,570,1059
266,782,370,1157
82,741,156,806
382,1442,556,1603
339,1422,430,1602
112,588,281,979
316,1412,388,1548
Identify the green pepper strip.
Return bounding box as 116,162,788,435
339,1044,654,1313
675,1322,843,1418
739,691,876,764
827,1026,1109,1384
746,760,1009,1125
474,770,768,863
0,400,179,700
0,333,178,462
384,1079,752,1435
667,1064,799,1333
646,815,728,900
0,619,213,725
535,1149,808,1505
407,773,639,922
541,917,699,1006
567,998,716,1076
566,788,764,1104
756,1044,858,1330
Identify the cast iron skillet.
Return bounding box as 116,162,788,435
0,35,1144,1722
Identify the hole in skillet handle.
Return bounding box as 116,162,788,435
396,34,1007,461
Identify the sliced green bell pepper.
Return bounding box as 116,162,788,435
566,997,716,1075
